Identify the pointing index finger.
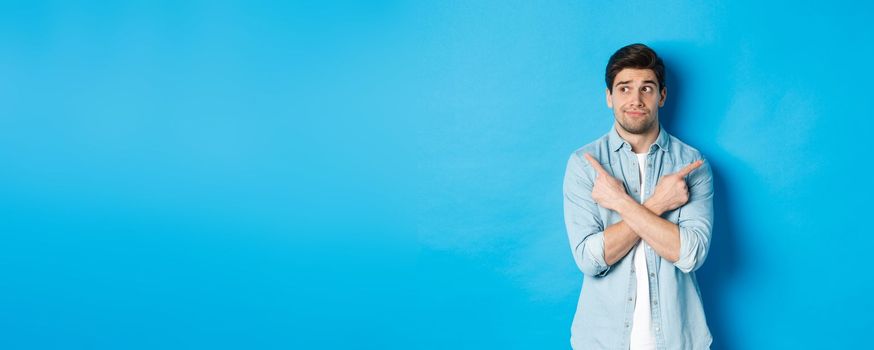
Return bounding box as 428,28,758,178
677,159,703,178
583,153,607,176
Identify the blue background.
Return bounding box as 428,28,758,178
1,1,871,349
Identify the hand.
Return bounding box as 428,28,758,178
584,153,633,211
645,160,703,215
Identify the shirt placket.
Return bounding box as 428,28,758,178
619,148,637,349
644,149,666,350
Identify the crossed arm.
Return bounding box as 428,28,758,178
583,154,703,265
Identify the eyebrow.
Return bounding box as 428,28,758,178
614,79,659,87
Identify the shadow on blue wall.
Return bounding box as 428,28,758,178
698,161,740,350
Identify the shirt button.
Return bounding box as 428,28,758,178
628,297,633,301
655,327,660,332
625,322,630,328
650,273,655,278
653,301,658,305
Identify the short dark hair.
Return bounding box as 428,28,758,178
605,43,665,93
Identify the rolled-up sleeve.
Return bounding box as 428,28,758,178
673,158,715,273
563,153,611,277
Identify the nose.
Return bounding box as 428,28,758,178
630,90,644,107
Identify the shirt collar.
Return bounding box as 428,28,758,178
607,124,671,153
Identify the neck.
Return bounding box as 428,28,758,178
615,122,659,154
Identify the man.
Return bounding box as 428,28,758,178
564,43,714,349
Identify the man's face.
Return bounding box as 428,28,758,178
606,68,666,135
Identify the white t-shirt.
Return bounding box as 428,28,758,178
629,152,656,349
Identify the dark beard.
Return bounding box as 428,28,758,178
617,117,656,135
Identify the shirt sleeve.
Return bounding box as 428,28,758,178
672,157,715,273
563,153,611,277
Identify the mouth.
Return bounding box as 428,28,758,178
625,110,647,117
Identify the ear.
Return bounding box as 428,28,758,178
606,88,613,108
658,87,667,108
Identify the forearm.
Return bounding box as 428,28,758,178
603,202,667,265
614,198,680,263
603,221,639,265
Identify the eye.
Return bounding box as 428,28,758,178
620,86,630,93
641,86,653,93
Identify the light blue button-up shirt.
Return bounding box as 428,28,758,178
563,125,713,350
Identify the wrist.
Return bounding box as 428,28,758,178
614,196,639,215
643,199,665,216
